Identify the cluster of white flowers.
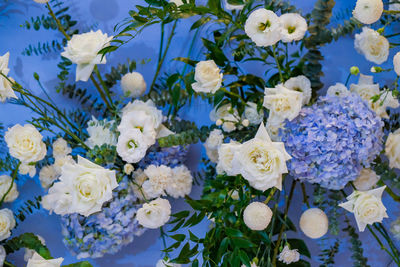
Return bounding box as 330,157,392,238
278,245,300,264
27,252,63,267
350,74,399,118
61,30,113,82
121,72,147,97
354,27,389,64
0,175,18,203
137,198,171,229
85,117,117,149
353,0,383,24
132,164,193,200
245,9,307,47
192,60,223,94
339,186,388,232
0,52,17,102
210,104,240,132
0,208,15,241
42,156,118,216
299,208,329,239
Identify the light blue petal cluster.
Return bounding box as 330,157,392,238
281,93,384,190
138,145,188,168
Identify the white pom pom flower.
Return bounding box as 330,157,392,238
353,0,383,24
121,72,147,97
299,208,328,239
243,201,273,231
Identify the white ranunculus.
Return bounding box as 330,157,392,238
217,141,241,176
326,83,350,97
24,235,45,262
0,175,18,202
85,117,117,149
192,60,223,94
244,102,264,125
0,245,5,266
0,52,17,102
279,13,308,43
225,0,244,10
231,123,291,191
5,124,46,164
245,9,281,47
339,186,388,232
243,202,272,230
166,165,193,198
0,208,15,241
42,156,117,216
137,198,171,229
385,129,400,169
354,168,380,191
27,252,63,267
61,30,113,82
278,245,300,264
142,165,172,199
284,75,312,105
121,72,147,97
353,0,383,24
52,138,71,159
156,259,181,267
116,129,149,163
39,165,59,189
394,52,400,76
122,99,163,130
299,208,328,239
19,163,36,178
263,84,303,123
355,27,389,64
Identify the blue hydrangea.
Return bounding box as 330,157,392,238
281,93,384,190
61,178,146,259
138,144,188,169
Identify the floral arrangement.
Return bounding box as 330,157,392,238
1,0,400,266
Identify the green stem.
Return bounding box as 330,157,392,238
4,261,17,267
264,188,277,205
344,73,351,86
94,66,114,110
272,45,284,83
220,87,246,103
89,75,113,111
301,183,310,208
0,162,20,207
160,226,170,258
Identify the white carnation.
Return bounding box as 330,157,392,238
278,245,300,264
339,186,388,232
137,198,171,229
385,129,400,169
39,165,59,190
299,208,328,239
279,13,307,43
166,165,193,198
121,72,147,97
353,0,383,24
19,163,36,178
27,252,63,267
24,235,45,262
243,202,272,230
0,52,17,102
192,60,223,94
394,52,400,76
217,141,241,176
355,27,389,64
245,9,281,47
244,102,264,125
326,83,350,97
5,124,47,164
0,175,18,202
61,30,113,82
42,156,117,216
116,129,149,163
284,75,312,105
0,208,15,241
52,138,71,159
354,168,380,191
142,165,172,199
85,117,117,149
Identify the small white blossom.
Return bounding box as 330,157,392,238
386,129,400,169
354,168,380,191
19,163,36,178
85,117,117,149
244,102,264,125
216,141,241,176
0,208,15,241
279,245,300,264
39,165,59,189
279,13,307,43
121,72,147,97
192,60,223,94
0,52,17,102
52,138,71,159
393,52,400,76
299,208,328,239
124,164,134,175
245,9,281,47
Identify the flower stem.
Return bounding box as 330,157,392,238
272,45,284,84
0,162,20,207
301,183,310,208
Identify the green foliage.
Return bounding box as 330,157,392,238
4,233,52,259
343,217,370,267
318,239,340,267
14,196,42,224
158,126,210,147
86,144,117,165
23,40,66,56
104,59,138,89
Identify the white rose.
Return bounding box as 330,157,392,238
386,129,400,169
137,198,171,229
355,27,389,64
279,13,308,43
394,52,400,76
121,72,147,97
52,138,71,159
244,102,264,125
117,129,149,164
156,259,181,267
24,235,45,262
0,52,17,102
19,163,36,178
42,156,117,216
284,75,312,105
354,168,380,191
263,84,303,123
0,246,5,266
205,129,224,150
278,245,300,264
166,165,193,198
0,175,18,202
217,141,241,176
142,165,172,199
339,186,388,231
27,252,63,267
245,9,281,47
85,117,117,149
122,99,163,133
326,83,350,97
5,124,47,164
243,202,272,230
39,165,59,189
0,208,15,241
353,0,383,24
299,208,328,239
192,60,223,94
61,30,113,82
231,123,291,191
53,155,74,175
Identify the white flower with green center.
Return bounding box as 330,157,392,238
245,9,281,47
117,128,149,163
279,13,308,43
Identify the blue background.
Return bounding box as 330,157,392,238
1,0,400,266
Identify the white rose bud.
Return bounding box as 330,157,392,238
121,72,147,98
242,119,250,127
0,208,15,241
27,252,63,267
0,175,18,202
243,202,273,231
19,163,37,178
124,164,134,175
385,129,400,169
353,0,383,24
278,245,300,264
216,119,223,126
192,60,223,94
353,168,380,191
137,198,171,229
299,208,328,239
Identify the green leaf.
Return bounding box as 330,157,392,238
170,234,186,242
4,233,51,259
287,238,311,258
62,262,93,267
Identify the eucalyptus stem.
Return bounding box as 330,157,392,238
272,45,284,83
0,162,20,207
